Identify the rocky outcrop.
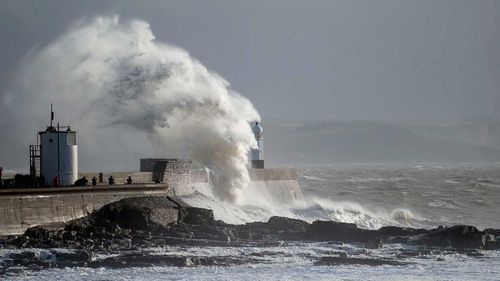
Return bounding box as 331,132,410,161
90,253,260,268
408,225,487,249
0,249,93,276
2,197,499,251
0,248,262,275
88,196,182,230
0,196,499,275
306,220,373,243
314,255,407,266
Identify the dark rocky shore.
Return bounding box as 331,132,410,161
0,196,499,275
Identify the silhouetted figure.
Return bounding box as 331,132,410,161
74,177,88,186
108,176,115,185
0,167,3,188
126,176,133,184
38,174,45,187
53,175,60,187
91,176,97,186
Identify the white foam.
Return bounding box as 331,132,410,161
299,175,326,181
1,15,260,203
181,189,429,230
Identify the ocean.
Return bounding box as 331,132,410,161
2,163,500,280
298,163,500,230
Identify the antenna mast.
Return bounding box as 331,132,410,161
50,104,54,127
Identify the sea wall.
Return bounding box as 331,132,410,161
0,184,168,236
247,168,304,204
0,168,303,236
170,168,304,205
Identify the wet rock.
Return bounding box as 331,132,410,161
3,195,500,262
484,228,500,250
54,250,93,267
266,216,308,240
484,235,500,250
0,249,93,273
366,237,383,249
89,253,259,268
242,222,270,241
306,220,372,243
314,256,407,266
395,248,432,259
8,251,37,266
38,251,56,264
4,267,25,275
385,236,409,244
466,250,485,258
267,216,309,233
484,228,500,237
410,225,486,249
378,226,429,237
180,207,214,225
90,254,195,268
6,251,50,269
91,197,180,230
24,223,64,241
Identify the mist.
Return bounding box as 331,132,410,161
0,16,260,202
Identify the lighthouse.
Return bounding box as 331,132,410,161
34,107,78,186
251,122,264,169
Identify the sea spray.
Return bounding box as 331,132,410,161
181,190,429,229
0,16,259,202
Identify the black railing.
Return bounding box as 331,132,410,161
29,145,41,178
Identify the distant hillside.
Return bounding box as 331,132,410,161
399,119,500,150
263,120,500,164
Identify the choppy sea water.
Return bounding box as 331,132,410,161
298,163,500,230
2,163,500,280
2,244,499,281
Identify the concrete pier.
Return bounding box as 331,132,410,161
169,168,304,205
247,168,304,204
0,168,303,236
0,184,169,236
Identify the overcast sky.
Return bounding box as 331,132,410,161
1,0,499,122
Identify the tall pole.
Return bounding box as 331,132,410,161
57,122,60,186
50,104,54,127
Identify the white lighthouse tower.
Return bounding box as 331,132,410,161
38,107,78,186
251,122,264,169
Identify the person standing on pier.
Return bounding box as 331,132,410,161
108,176,114,185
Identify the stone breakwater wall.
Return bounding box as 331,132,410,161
169,168,304,205
248,168,304,204
0,184,169,236
0,168,303,236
